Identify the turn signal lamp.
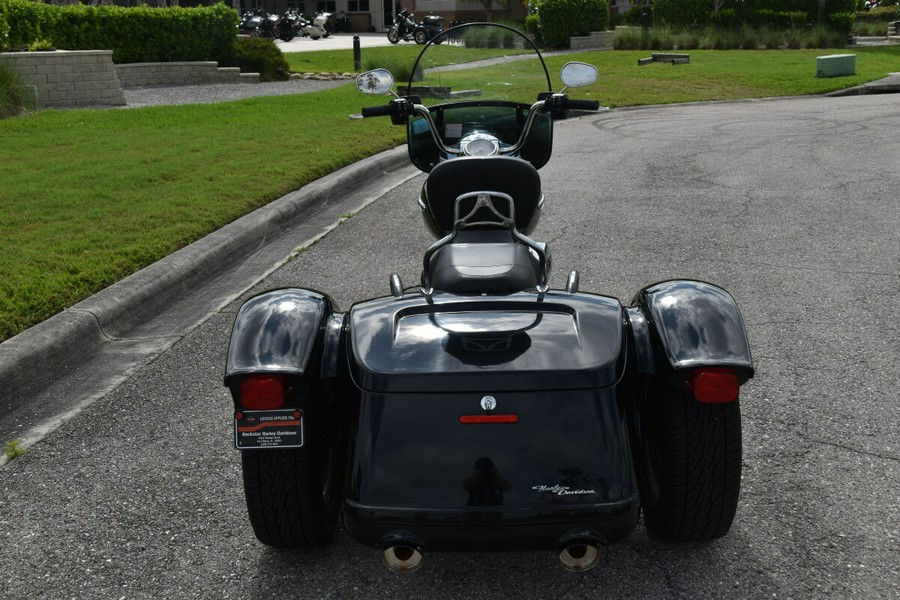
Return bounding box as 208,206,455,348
688,368,739,404
239,375,287,410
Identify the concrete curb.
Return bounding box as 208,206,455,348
826,72,900,97
0,145,411,404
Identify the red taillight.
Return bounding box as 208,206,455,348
459,414,519,424
688,368,739,404
239,375,287,410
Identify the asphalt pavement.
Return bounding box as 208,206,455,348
1,81,899,597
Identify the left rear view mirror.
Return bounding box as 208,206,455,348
357,69,394,95
560,62,597,89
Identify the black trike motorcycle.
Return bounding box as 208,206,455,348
225,23,754,573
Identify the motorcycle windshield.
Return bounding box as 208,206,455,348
406,23,554,172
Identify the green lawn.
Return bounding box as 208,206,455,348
1,44,898,341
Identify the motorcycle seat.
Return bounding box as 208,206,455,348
430,231,538,294
423,156,542,236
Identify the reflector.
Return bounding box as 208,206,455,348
240,375,287,410
459,414,519,424
689,368,739,404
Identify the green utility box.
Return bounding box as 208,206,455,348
816,54,856,78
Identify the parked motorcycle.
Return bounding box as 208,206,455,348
311,11,332,38
225,23,754,572
419,13,445,44
278,9,304,42
238,9,264,37
257,10,281,38
289,10,329,40
387,9,420,44
238,9,295,41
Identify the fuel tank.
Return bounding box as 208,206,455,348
341,291,640,550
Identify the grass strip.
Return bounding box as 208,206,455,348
0,84,403,340
1,44,898,341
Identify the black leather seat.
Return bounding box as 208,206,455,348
430,231,539,294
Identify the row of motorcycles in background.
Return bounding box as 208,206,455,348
239,9,331,42
387,9,445,44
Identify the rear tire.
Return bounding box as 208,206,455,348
637,382,742,541
241,395,343,548
414,30,427,44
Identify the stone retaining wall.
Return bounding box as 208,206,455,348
570,31,615,50
0,50,125,108
115,62,259,87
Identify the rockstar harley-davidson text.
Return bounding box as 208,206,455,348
224,23,754,573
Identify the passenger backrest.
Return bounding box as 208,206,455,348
423,156,543,235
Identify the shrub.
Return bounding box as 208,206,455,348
216,37,289,82
525,13,540,37
0,61,32,118
650,26,676,49
737,28,760,49
28,38,54,51
827,11,856,33
623,5,652,27
653,0,711,29
856,6,899,22
0,0,46,49
613,27,642,49
0,0,238,63
749,10,807,30
0,7,9,51
853,20,888,35
677,30,700,49
363,55,417,83
538,0,607,48
761,27,786,49
806,24,848,46
463,25,489,47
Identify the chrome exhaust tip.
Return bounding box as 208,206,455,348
556,529,606,572
382,545,424,573
558,543,600,572
379,531,425,573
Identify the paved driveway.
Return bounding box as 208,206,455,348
275,31,398,54
1,94,897,599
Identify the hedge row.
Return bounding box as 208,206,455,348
0,0,237,63
533,0,608,47
652,0,857,32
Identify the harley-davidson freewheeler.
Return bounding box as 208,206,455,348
225,23,754,573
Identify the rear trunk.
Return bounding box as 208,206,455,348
341,291,640,551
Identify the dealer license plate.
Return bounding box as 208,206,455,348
234,409,304,450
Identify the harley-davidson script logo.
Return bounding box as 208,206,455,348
532,484,597,496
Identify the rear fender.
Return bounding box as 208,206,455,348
224,288,341,402
631,280,754,388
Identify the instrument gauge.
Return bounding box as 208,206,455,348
460,133,500,157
